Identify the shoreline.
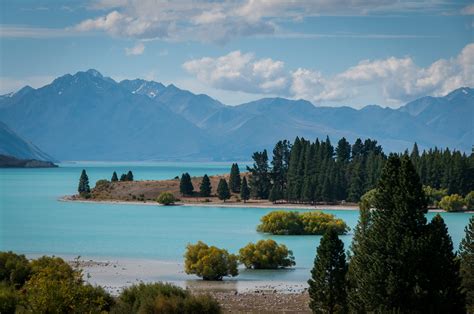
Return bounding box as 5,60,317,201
59,195,469,213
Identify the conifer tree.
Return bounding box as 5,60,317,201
199,174,212,197
271,140,291,195
240,176,250,203
308,229,347,313
126,170,134,181
217,178,230,202
120,174,127,181
111,171,118,182
229,163,241,193
179,173,194,196
247,150,271,199
460,216,474,312
78,169,90,196
268,185,283,203
286,137,302,201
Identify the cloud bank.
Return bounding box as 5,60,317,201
183,43,474,106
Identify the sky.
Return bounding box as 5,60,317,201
0,0,472,108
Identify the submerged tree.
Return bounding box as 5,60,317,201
179,173,194,196
308,229,347,313
111,171,118,182
240,177,250,203
229,163,241,193
78,169,90,197
217,179,230,202
199,174,212,197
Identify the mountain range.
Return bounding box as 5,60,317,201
0,69,472,161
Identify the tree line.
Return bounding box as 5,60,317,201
247,137,473,204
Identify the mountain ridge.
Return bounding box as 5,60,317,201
0,69,471,161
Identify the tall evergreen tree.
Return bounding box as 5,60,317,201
78,169,90,196
335,137,351,163
199,174,212,197
229,163,241,193
240,177,250,203
308,229,347,313
111,171,118,182
179,173,194,196
286,137,302,201
120,173,127,181
420,214,465,313
126,170,134,181
247,150,271,199
217,178,230,202
271,140,291,194
460,216,474,312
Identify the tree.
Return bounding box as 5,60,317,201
308,229,347,313
120,174,127,181
157,192,176,205
111,171,118,182
239,239,295,269
199,174,212,197
229,163,241,193
247,150,271,199
0,251,31,287
126,170,134,181
179,173,194,196
420,214,465,313
439,194,465,212
335,137,351,163
184,241,238,280
217,179,230,202
460,216,474,312
78,169,90,197
240,177,250,203
465,191,474,210
271,140,291,194
268,185,283,203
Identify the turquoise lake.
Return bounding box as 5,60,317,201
1,162,472,283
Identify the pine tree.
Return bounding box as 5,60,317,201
111,171,118,182
120,173,127,181
247,150,271,199
268,185,283,203
199,174,212,197
78,169,90,196
126,170,134,181
419,214,465,313
217,178,230,202
336,137,351,163
460,216,474,312
271,140,291,195
308,229,347,313
348,155,429,311
229,163,241,193
240,176,250,203
179,173,194,196
286,137,302,202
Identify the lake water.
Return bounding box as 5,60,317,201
1,162,472,284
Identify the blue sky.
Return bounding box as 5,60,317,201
0,0,472,108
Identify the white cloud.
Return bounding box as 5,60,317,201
461,4,474,15
125,41,145,55
71,0,453,43
183,43,474,106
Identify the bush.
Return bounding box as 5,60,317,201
465,191,474,211
94,179,110,190
239,239,295,269
257,211,348,235
256,211,304,235
24,256,113,313
424,186,448,206
112,282,220,314
0,282,18,314
0,251,31,287
439,194,466,212
184,241,238,280
157,192,176,205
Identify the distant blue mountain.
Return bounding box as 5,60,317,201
0,69,471,161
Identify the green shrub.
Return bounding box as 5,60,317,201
0,251,31,288
239,239,295,269
184,241,238,281
257,211,348,235
423,186,448,206
0,282,18,314
439,194,466,212
465,191,474,211
157,192,176,205
112,282,220,314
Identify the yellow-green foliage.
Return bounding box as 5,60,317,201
0,251,31,287
439,194,466,212
257,210,348,235
184,241,238,280
0,282,17,314
112,282,221,314
239,239,295,269
157,192,176,205
465,191,474,211
359,189,377,212
423,186,448,206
